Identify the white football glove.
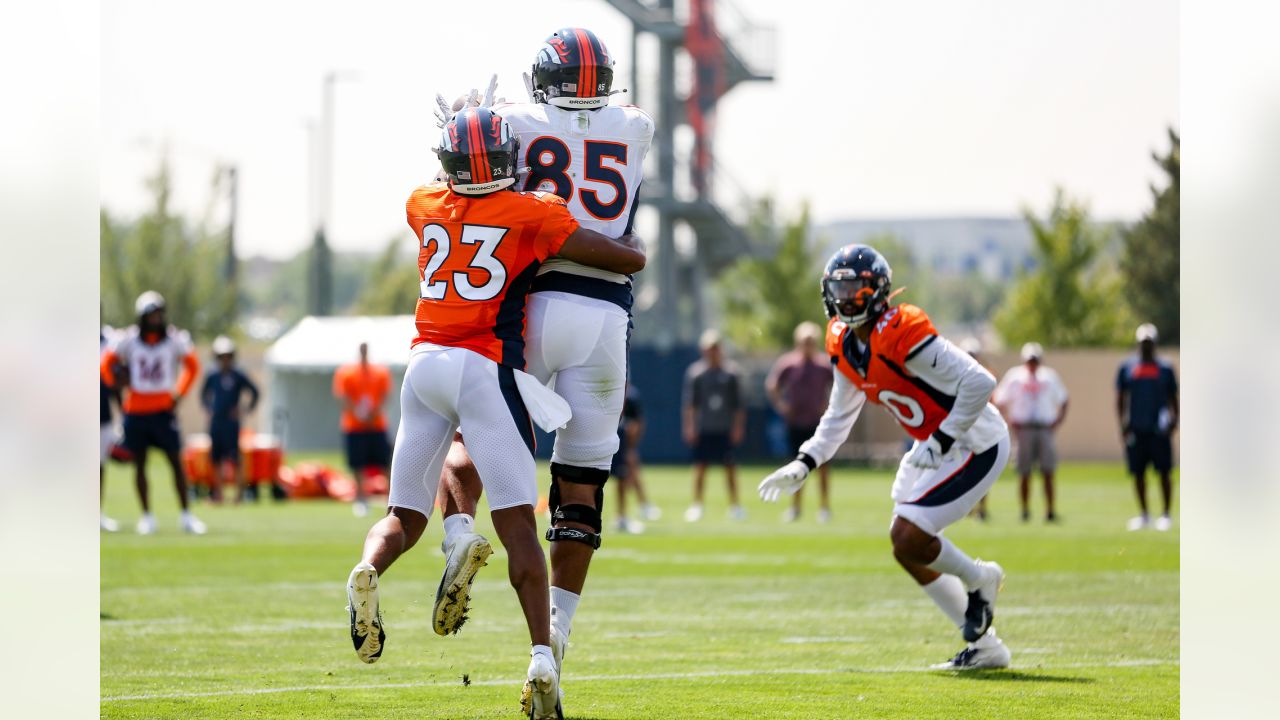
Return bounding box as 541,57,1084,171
758,460,810,503
905,434,947,469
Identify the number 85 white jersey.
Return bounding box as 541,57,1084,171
494,101,654,284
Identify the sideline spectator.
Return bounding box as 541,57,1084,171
333,342,392,517
994,342,1069,523
1117,324,1178,531
682,330,746,522
201,336,260,503
765,321,834,523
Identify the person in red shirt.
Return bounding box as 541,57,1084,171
99,291,206,535
344,106,644,720
333,342,392,517
765,321,834,523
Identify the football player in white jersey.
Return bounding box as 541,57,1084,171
430,27,653,718
100,291,207,535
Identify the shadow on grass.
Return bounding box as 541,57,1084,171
940,669,1094,684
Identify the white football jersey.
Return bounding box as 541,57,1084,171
495,101,654,283
110,325,194,395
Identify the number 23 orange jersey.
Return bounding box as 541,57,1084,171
406,183,580,367
826,304,955,441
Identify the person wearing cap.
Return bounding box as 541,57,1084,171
333,342,392,517
1116,324,1179,531
200,336,260,503
993,342,1069,523
682,329,747,522
99,291,206,534
765,321,835,523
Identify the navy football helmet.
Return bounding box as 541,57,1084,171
435,107,520,195
821,244,894,326
531,28,615,110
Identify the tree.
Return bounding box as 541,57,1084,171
100,156,238,339
354,236,421,316
716,201,829,351
1121,128,1179,343
995,188,1133,347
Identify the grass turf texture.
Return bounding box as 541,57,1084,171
101,457,1178,719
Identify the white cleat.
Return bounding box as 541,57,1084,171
521,651,562,720
352,500,369,518
1154,514,1173,532
180,512,207,535
433,532,493,636
728,505,747,521
1127,514,1150,531
931,628,1012,670
100,513,120,533
817,508,832,524
640,503,662,522
346,563,384,663
614,518,645,534
135,513,157,535
683,504,704,523
963,560,1004,642
781,507,799,523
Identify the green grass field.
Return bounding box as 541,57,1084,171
101,456,1178,719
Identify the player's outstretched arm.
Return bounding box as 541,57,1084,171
759,373,865,502
556,228,646,275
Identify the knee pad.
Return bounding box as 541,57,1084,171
547,463,608,517
546,463,607,548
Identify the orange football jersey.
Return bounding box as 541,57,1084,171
826,304,954,440
406,184,579,367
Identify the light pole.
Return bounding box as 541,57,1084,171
308,70,357,316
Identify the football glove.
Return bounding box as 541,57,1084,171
758,460,810,503
906,431,954,470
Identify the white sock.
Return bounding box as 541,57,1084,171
550,586,580,637
531,644,553,661
921,574,968,628
927,536,984,590
442,513,474,545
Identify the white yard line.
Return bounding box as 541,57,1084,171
102,659,1179,703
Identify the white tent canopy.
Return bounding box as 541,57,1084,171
266,315,417,371
265,315,416,450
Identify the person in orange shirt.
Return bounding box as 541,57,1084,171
344,106,644,720
99,291,206,535
333,342,392,518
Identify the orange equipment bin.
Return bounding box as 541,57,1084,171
241,432,284,485
181,434,214,487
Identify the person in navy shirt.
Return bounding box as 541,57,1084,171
1116,324,1179,531
201,336,260,502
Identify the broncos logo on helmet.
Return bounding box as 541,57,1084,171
435,107,520,196
821,244,894,326
531,28,616,110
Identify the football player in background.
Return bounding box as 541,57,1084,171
100,291,206,535
758,245,1013,670
343,106,645,720
431,27,654,702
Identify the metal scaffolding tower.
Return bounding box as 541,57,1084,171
603,0,775,348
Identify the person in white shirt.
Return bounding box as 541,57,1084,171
993,343,1069,522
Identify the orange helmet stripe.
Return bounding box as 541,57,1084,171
574,28,596,97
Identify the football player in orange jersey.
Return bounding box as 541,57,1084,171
100,291,206,535
343,106,643,720
758,245,1014,670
